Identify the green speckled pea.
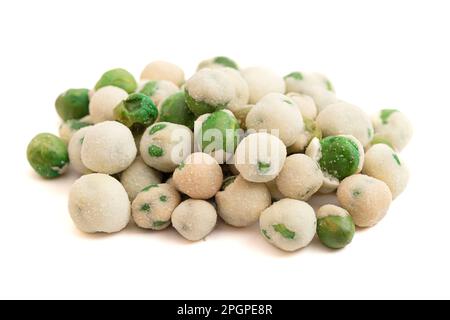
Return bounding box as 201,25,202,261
319,136,360,181
200,110,240,156
27,133,69,179
114,93,158,132
159,91,196,130
184,88,228,116
317,205,355,249
55,88,90,121
95,68,137,93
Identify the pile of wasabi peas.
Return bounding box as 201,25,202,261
26,57,412,252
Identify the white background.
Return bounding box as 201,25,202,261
0,0,449,299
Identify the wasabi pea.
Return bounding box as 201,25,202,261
337,174,392,227
140,122,193,173
184,68,235,116
89,86,128,123
69,173,130,233
215,175,271,227
259,199,316,252
275,154,323,201
81,121,137,174
221,67,249,114
173,152,223,199
55,88,90,121
197,56,239,70
58,119,92,144
95,68,137,93
120,156,162,201
316,102,374,147
195,109,241,162
171,199,217,241
286,92,317,120
306,135,364,193
68,126,92,175
246,93,304,147
27,133,69,178
132,183,181,230
371,109,413,151
234,132,287,183
362,144,409,199
241,67,285,104
138,80,179,106
140,60,185,87
316,205,355,249
284,71,334,94
159,91,196,130
287,118,322,154
113,93,158,131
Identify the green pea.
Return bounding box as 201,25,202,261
319,136,360,181
317,215,355,249
114,93,158,132
55,88,90,121
200,110,240,153
213,56,238,69
95,68,137,93
184,88,228,117
26,133,69,179
159,91,196,130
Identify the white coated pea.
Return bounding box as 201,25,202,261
89,86,128,123
81,121,137,174
371,109,413,151
259,199,316,251
172,199,217,241
241,67,285,104
68,173,130,233
140,60,185,87
234,132,287,183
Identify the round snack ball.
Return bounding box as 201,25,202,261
287,118,322,154
120,156,162,200
284,71,334,94
221,67,249,114
184,68,235,116
140,122,193,173
140,60,185,87
362,144,409,199
337,174,392,227
316,102,374,147
197,56,239,70
59,119,92,144
68,173,130,233
173,152,223,199
68,126,92,174
131,183,181,230
195,109,240,162
259,199,316,252
286,92,317,120
113,93,158,131
265,180,285,201
316,205,355,249
27,133,69,178
55,88,90,121
246,93,304,147
234,132,287,183
372,109,413,151
95,68,137,94
159,91,196,130
275,154,323,201
138,80,179,106
172,199,217,241
306,135,364,193
215,175,271,227
81,121,137,174
241,67,285,104
89,86,128,123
